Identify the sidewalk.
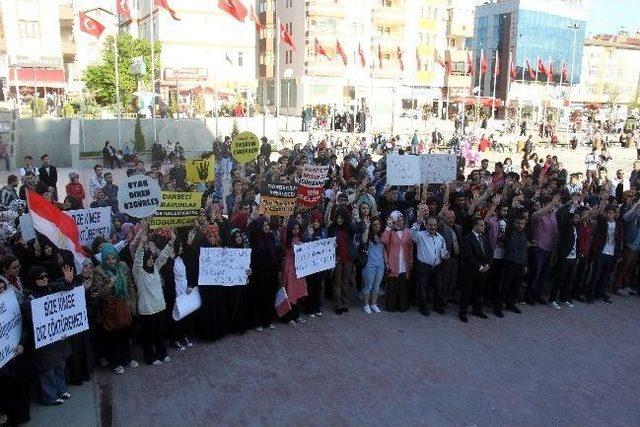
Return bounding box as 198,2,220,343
27,380,98,427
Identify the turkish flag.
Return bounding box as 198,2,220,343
218,0,247,23
561,61,568,82
547,60,554,82
78,12,105,38
336,40,347,66
416,48,422,71
314,38,331,61
480,51,488,75
280,23,295,50
116,0,132,24
155,0,180,21
358,43,366,68
526,59,535,79
510,57,517,80
537,57,547,75
467,51,475,75
378,44,383,69
248,4,263,31
396,46,404,71
434,50,445,68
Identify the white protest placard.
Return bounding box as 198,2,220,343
19,214,36,241
172,286,202,321
294,238,336,278
30,286,88,349
198,248,251,286
117,175,161,218
64,207,111,247
300,165,330,187
420,154,457,184
0,289,22,369
386,154,420,185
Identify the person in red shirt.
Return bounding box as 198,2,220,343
65,171,86,208
478,134,490,152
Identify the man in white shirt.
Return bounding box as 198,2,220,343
610,169,630,202
411,213,449,316
584,147,599,184
89,164,106,199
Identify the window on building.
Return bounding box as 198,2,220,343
18,20,40,38
286,0,292,7
238,52,244,66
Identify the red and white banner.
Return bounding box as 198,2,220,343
218,0,247,23
26,190,88,273
78,12,105,38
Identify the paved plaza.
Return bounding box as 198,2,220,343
27,294,640,427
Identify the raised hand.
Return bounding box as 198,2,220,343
62,265,74,284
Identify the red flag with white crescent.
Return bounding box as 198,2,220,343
248,4,263,31
336,39,347,66
155,0,180,21
116,0,132,24
561,61,568,83
280,23,296,50
78,12,105,38
358,43,366,68
467,51,475,75
314,38,331,61
547,59,554,83
526,58,535,79
510,57,517,80
396,46,404,71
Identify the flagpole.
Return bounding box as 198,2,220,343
505,50,512,129
534,56,539,123
445,55,450,122
214,70,219,139
115,22,122,149
475,49,482,127
491,50,498,123
149,0,157,144
275,16,281,145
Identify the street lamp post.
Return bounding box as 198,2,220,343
284,68,293,132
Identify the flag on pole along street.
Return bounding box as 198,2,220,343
416,48,422,71
186,157,216,183
510,56,517,79
336,39,348,66
526,58,535,79
561,60,568,83
30,286,89,349
274,287,292,318
467,51,475,75
378,43,383,68
494,52,500,76
116,0,132,25
434,50,445,68
358,42,366,68
78,12,105,38
155,0,180,21
26,190,87,273
537,56,547,75
280,23,296,50
547,59,554,82
248,4,263,31
396,46,404,71
480,50,488,75
0,289,22,369
314,38,331,61
149,192,203,229
218,0,248,23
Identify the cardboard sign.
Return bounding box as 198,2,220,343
294,238,336,278
19,214,36,241
117,175,161,218
0,289,22,369
420,154,457,184
149,192,202,229
30,286,89,349
386,154,420,185
65,207,112,247
297,165,329,207
259,183,297,216
198,248,251,286
186,157,216,183
231,131,260,164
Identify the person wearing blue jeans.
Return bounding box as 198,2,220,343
361,217,387,314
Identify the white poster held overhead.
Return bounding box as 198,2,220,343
65,207,112,247
117,175,162,218
0,289,22,369
19,214,36,241
420,154,457,184
294,238,336,278
30,286,88,349
198,248,251,286
172,286,202,321
386,154,420,186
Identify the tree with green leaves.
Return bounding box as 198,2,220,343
134,117,146,153
83,33,160,112
231,119,239,139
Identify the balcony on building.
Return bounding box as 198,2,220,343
373,0,405,26
306,60,346,78
306,0,346,18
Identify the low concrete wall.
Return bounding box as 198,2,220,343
15,118,72,167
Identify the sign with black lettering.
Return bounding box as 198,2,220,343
0,289,22,369
65,207,111,246
30,286,88,349
231,131,260,164
149,192,203,229
117,176,162,218
259,182,297,216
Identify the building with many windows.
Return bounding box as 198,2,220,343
574,33,640,114
256,0,474,125
473,0,586,120
0,0,75,113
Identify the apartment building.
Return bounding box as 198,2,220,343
0,0,73,110
574,33,640,113
257,0,474,120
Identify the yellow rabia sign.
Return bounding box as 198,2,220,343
186,157,216,183
149,191,203,229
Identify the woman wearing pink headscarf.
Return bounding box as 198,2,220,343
381,211,413,312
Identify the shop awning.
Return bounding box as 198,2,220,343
8,68,66,87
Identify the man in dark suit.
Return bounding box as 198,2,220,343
38,153,58,199
459,217,491,322
439,209,463,304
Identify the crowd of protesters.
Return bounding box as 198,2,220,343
0,127,639,425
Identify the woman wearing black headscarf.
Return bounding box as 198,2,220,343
228,228,252,333
248,217,280,331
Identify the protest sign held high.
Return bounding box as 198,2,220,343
198,248,251,286
294,238,336,278
149,192,203,229
65,207,112,247
19,214,36,242
117,175,162,218
259,182,297,216
231,132,260,164
420,154,457,183
30,286,88,349
297,165,329,207
186,157,215,183
0,289,22,369
386,154,421,185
